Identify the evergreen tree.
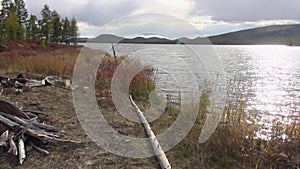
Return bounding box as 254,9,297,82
26,14,39,40
0,0,13,36
14,0,28,26
4,3,23,40
51,10,62,43
0,0,13,21
70,16,79,45
62,17,70,45
40,4,53,41
0,2,80,43
37,19,44,40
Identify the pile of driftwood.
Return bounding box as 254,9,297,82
0,74,76,165
0,99,72,165
0,74,28,93
0,73,71,94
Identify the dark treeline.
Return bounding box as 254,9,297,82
0,0,79,45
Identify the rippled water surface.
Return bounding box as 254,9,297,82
86,43,300,124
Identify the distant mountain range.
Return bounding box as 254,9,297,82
90,34,176,44
89,24,300,46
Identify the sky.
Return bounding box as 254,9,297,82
22,0,300,38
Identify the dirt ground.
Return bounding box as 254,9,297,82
0,75,160,169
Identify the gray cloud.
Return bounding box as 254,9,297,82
25,0,300,25
75,1,139,25
97,13,202,38
25,0,138,25
192,0,300,22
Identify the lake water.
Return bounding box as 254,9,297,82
83,43,300,132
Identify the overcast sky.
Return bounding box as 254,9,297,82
24,0,300,38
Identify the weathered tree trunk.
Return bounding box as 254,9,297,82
129,95,171,169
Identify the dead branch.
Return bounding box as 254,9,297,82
28,141,49,155
18,138,26,165
0,130,9,146
8,134,18,156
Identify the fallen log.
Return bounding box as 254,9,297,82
30,121,58,132
0,114,61,141
0,99,29,119
0,112,38,130
0,111,58,133
28,76,71,89
0,114,20,130
129,95,171,169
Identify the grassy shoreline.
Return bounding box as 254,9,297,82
0,41,299,168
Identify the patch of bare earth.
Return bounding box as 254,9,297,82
0,84,159,169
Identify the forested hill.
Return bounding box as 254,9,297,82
207,24,300,45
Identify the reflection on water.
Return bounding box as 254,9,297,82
219,45,300,115
86,43,300,132
217,45,300,139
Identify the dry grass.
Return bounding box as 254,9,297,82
0,41,155,100
0,48,78,77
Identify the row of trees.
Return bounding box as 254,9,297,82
0,0,79,45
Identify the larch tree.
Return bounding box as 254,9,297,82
4,3,23,40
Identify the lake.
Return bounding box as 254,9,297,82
83,43,300,132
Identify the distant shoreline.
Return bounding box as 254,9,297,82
78,41,299,46
80,24,300,46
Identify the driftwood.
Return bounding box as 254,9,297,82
0,99,29,119
8,134,17,156
18,138,25,164
28,141,49,155
1,74,72,95
0,99,77,165
0,130,9,146
129,95,171,169
28,76,71,89
0,74,28,94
